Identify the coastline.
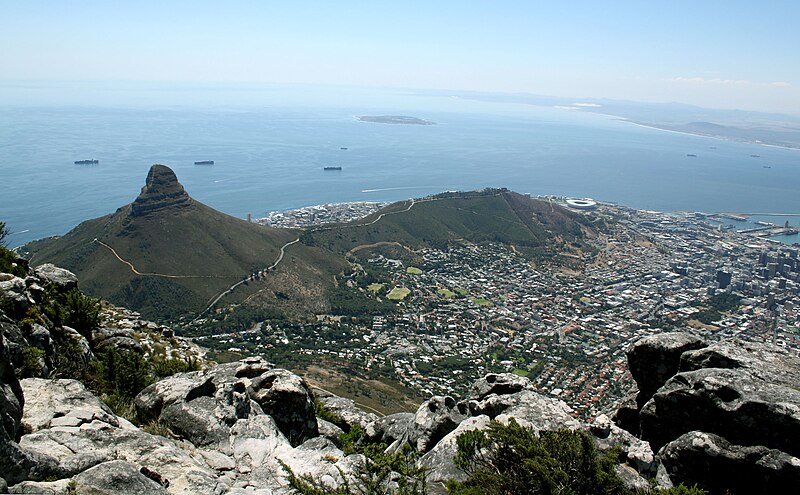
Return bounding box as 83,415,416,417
614,117,800,152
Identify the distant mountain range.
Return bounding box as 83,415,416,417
23,165,597,320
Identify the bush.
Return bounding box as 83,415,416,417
282,435,427,495
447,421,626,495
315,399,345,428
52,336,90,380
19,347,45,377
152,355,201,378
42,287,101,337
447,420,707,495
0,245,26,277
88,348,153,402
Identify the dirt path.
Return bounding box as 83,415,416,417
95,239,225,279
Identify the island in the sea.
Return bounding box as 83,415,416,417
356,115,435,125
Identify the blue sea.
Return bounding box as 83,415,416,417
1,83,798,246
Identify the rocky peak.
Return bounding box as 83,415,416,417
131,164,192,217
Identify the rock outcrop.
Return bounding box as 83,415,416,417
659,431,800,493
405,395,466,453
134,357,319,448
131,165,192,217
626,332,706,408
316,392,379,433
32,264,78,290
1,327,37,485
616,332,800,494
7,257,799,494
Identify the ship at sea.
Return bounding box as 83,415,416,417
74,159,99,165
324,166,342,171
194,160,214,165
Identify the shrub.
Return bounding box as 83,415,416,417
0,246,27,277
447,421,626,495
52,336,90,380
88,348,153,401
42,287,101,337
282,435,427,495
19,347,45,377
152,355,201,378
315,399,345,427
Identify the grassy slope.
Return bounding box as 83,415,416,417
26,202,345,319
307,189,595,258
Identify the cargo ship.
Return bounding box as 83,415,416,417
324,166,342,171
74,159,99,165
194,160,214,165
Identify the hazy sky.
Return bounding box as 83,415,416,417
3,1,799,114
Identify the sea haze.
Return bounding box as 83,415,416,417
1,84,798,246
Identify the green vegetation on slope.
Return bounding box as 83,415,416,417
305,189,597,264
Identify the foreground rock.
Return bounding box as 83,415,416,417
1,327,38,485
19,379,224,494
626,332,706,408
134,357,319,448
316,392,379,432
659,431,800,493
615,332,800,494
73,460,169,495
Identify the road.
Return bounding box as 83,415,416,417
194,237,300,321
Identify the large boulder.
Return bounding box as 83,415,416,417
0,276,33,315
467,372,533,402
1,330,39,485
72,460,169,495
463,373,580,432
364,412,413,446
468,388,580,431
418,415,492,486
18,378,223,494
134,371,211,422
316,392,379,432
247,369,318,446
640,366,800,455
91,326,143,354
227,414,360,493
21,378,119,433
135,358,318,448
32,264,78,290
658,431,800,494
406,396,467,453
134,361,267,450
627,332,706,408
618,334,800,491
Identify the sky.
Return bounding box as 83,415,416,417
2,0,799,114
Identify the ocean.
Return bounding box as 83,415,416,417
1,83,798,246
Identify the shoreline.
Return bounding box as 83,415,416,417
614,117,800,152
